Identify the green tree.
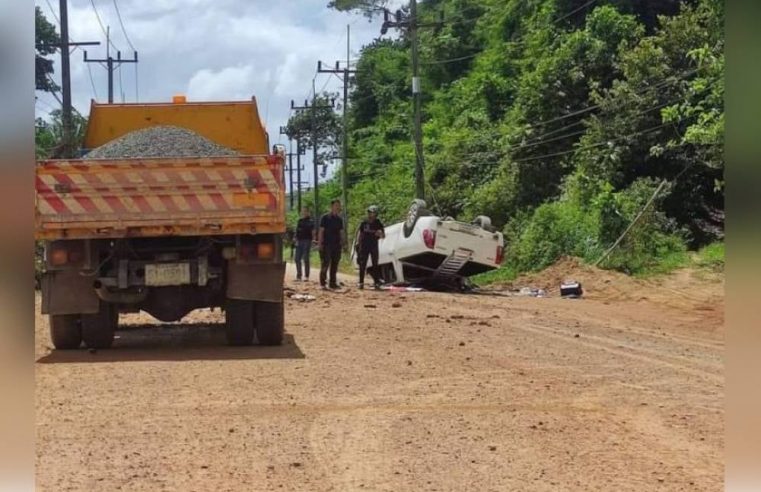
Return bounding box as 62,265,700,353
36,110,88,159
284,93,342,177
36,6,59,93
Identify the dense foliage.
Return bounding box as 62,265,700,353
36,6,59,93
321,0,723,275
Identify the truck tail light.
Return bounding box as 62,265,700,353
423,229,436,249
257,242,275,259
495,245,504,265
47,241,86,267
49,248,68,266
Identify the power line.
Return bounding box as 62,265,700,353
512,121,678,164
513,97,685,153
422,52,480,65
111,0,136,51
86,61,99,100
514,68,700,143
554,0,598,24
89,0,119,53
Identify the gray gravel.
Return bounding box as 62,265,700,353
84,125,238,159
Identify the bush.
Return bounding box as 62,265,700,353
500,178,689,277
695,242,724,270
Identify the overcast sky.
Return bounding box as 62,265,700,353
35,0,404,191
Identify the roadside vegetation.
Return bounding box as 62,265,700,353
305,0,724,280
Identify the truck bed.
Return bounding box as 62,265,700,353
35,155,285,240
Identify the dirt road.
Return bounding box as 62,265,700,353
35,264,724,491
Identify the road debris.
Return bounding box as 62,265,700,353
288,293,316,302
560,280,584,298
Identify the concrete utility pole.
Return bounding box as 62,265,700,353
380,2,443,200
83,27,138,104
279,127,294,209
291,94,334,217
296,138,304,212
59,0,73,156
409,0,425,200
317,25,357,247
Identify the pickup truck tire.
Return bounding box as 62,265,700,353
403,199,429,238
255,301,284,346
81,302,117,349
49,314,82,350
472,215,497,232
225,299,255,346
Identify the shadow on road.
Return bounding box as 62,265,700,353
37,323,305,363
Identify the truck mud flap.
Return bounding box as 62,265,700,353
226,261,285,302
41,270,100,315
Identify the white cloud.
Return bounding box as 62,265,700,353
187,65,271,101
35,0,388,189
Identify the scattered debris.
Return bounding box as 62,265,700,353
391,302,402,308
560,280,583,298
364,304,377,309
516,287,547,298
288,293,316,302
380,285,425,292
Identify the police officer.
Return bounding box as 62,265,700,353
356,205,385,290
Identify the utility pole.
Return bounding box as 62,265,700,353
409,0,425,200
36,1,100,157
296,138,305,212
84,27,138,104
279,126,293,209
291,94,334,217
317,25,357,247
381,2,442,200
59,0,73,156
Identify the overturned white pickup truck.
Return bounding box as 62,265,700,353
354,200,505,289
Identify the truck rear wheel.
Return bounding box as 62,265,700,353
225,299,255,346
49,314,82,350
254,301,284,346
81,302,118,349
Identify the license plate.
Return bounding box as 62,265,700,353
145,263,191,286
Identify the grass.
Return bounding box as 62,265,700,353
471,264,518,286
472,242,724,286
694,242,724,271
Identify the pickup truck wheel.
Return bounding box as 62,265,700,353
49,314,82,350
403,199,428,238
225,299,255,346
255,301,284,346
81,303,117,349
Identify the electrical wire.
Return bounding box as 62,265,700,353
514,67,699,140
111,0,136,52
86,62,99,100
89,0,120,53
513,96,686,152
554,0,598,24
117,63,124,102
512,120,679,164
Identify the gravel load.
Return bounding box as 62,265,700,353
84,125,238,159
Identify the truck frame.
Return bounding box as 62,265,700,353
35,98,287,349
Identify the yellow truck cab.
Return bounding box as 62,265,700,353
35,97,286,349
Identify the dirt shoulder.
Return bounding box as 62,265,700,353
35,263,724,491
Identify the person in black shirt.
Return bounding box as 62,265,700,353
356,205,385,289
318,199,345,289
294,207,315,281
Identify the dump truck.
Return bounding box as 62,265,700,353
35,97,286,349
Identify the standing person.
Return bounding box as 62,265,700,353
356,205,385,290
318,199,344,289
294,207,315,282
